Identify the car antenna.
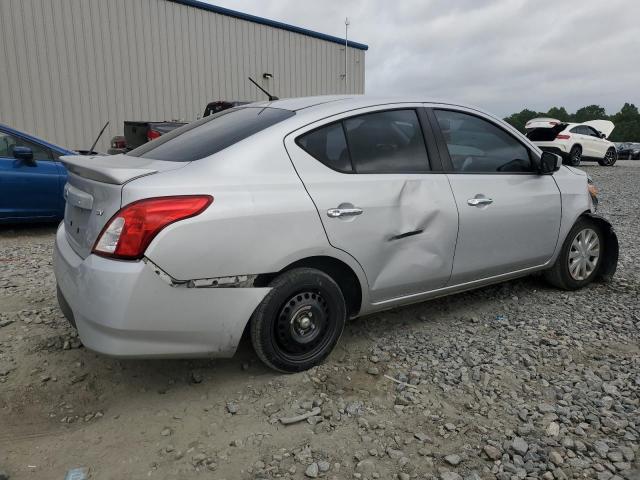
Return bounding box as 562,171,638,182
88,121,109,154
248,77,278,101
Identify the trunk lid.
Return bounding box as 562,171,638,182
582,120,615,138
524,117,564,130
60,154,186,258
524,118,567,142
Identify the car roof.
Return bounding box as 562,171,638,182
0,122,75,155
251,95,474,112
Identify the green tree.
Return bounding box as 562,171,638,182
546,106,570,121
573,105,607,123
504,108,541,132
609,103,640,142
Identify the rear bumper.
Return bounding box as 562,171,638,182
53,224,270,358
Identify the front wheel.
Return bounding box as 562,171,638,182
598,148,617,166
544,219,603,290
250,268,346,372
567,146,582,166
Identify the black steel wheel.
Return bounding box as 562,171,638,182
250,268,346,372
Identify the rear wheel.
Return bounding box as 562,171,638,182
544,218,603,290
567,146,582,166
598,148,617,166
250,268,346,372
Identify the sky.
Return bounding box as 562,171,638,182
206,0,639,118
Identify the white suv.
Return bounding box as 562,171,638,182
525,118,617,166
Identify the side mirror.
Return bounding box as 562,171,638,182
539,151,562,174
600,132,607,139
13,146,35,164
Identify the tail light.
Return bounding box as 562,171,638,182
111,137,126,149
93,196,213,260
147,129,162,142
556,134,571,140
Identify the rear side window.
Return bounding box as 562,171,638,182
344,110,429,173
128,107,295,162
297,123,352,172
435,110,533,173
297,109,430,174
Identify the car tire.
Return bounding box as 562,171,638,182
250,267,347,373
544,218,604,290
567,146,582,166
598,148,617,166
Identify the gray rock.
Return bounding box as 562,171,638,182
440,472,463,480
355,460,375,474
607,451,624,463
594,440,610,458
549,451,564,466
444,454,462,466
484,445,502,460
546,422,560,437
511,437,529,456
317,460,330,472
304,462,319,478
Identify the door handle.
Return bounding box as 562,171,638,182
327,207,363,218
467,197,493,206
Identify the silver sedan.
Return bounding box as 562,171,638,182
54,96,618,372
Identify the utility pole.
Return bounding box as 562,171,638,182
345,17,350,93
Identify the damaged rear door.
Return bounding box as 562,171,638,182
285,106,459,303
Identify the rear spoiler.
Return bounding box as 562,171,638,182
60,155,159,185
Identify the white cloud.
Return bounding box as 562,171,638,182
206,0,640,116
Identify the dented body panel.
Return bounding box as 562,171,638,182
284,105,458,302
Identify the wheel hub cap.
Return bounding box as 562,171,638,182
276,291,329,354
568,228,600,281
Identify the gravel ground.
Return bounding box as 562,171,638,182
0,161,638,480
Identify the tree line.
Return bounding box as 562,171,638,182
504,103,640,142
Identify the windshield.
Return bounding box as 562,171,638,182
128,107,294,162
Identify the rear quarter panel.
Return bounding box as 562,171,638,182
128,130,369,301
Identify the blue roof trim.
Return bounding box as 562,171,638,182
0,123,76,155
168,0,369,51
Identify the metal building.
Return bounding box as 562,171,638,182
0,0,367,152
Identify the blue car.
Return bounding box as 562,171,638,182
0,123,76,223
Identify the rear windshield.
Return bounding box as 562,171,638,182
128,107,294,162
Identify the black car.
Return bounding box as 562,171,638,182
616,142,640,160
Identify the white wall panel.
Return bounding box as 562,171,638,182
0,0,366,151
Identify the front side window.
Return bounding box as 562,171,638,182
0,131,53,161
434,110,533,173
297,109,430,174
129,107,295,162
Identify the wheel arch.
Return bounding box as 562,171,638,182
255,255,364,317
580,212,619,282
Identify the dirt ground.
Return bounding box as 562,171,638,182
1,161,638,480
